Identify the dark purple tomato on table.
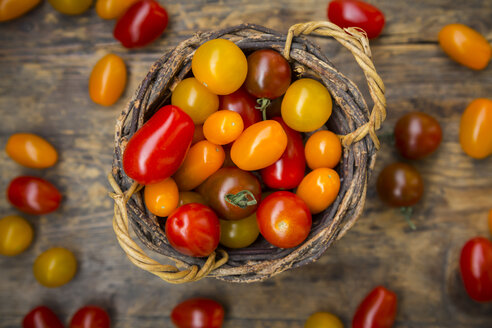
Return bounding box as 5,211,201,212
70,306,110,328
244,49,292,99
197,167,261,221
113,0,168,48
327,0,385,39
7,176,61,215
218,87,261,129
377,162,423,207
352,286,397,328
394,112,442,159
23,306,64,328
460,237,492,302
122,105,194,185
165,203,220,257
261,117,306,189
171,298,224,328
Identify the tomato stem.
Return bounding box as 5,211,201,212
400,207,416,230
225,190,258,208
255,98,271,121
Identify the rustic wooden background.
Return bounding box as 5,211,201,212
1,0,492,327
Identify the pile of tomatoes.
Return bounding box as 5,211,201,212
122,39,343,256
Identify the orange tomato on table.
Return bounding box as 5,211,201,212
6,133,58,169
459,98,492,159
95,0,139,19
89,54,127,106
0,0,40,21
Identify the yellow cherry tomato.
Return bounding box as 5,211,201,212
231,120,287,171
0,215,33,256
459,98,492,159
33,247,77,288
89,54,127,106
191,39,248,95
178,191,207,207
144,178,179,217
174,140,225,191
6,133,58,169
203,110,244,145
305,312,344,328
95,0,139,19
48,0,93,15
281,78,332,132
305,130,342,170
438,24,491,70
219,213,259,249
171,77,219,124
0,0,40,22
296,168,340,214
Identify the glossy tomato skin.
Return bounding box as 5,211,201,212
0,215,33,256
376,163,423,207
305,312,343,328
70,306,110,328
261,117,306,189
304,130,342,170
460,237,492,302
113,0,168,48
171,298,224,328
257,191,312,248
122,105,194,185
245,49,291,99
352,286,397,328
218,87,261,129
89,54,127,106
203,110,244,145
178,191,207,207
327,0,385,39
33,247,77,288
198,167,261,221
7,176,62,215
296,168,340,214
0,0,40,22
394,112,442,160
6,133,58,169
23,306,64,328
459,99,492,159
220,213,259,249
144,178,179,217
48,0,92,15
165,203,220,257
96,0,139,19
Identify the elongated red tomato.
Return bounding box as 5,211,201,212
23,306,64,328
70,306,110,328
7,176,62,215
352,286,397,328
261,117,305,189
460,237,492,302
122,105,194,185
219,87,261,129
171,298,224,328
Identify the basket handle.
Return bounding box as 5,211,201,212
284,21,386,149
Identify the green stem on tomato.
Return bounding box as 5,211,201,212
400,207,416,230
225,190,258,208
255,98,271,121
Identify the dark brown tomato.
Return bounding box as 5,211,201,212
377,162,423,207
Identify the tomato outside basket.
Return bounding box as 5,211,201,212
108,22,386,283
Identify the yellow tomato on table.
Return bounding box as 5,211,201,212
6,133,58,169
48,0,93,15
33,247,77,288
89,54,127,106
459,98,492,159
0,0,40,22
305,312,344,328
95,0,139,19
0,215,33,256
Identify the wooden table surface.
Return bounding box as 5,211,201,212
1,0,492,327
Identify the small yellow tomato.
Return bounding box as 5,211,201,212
144,178,179,217
0,215,33,256
48,0,93,15
6,133,58,169
89,54,127,106
231,120,287,171
459,98,492,159
219,213,259,249
296,168,340,214
178,191,207,207
0,0,40,22
192,39,248,95
305,312,344,328
174,140,225,191
95,0,139,19
203,110,244,145
171,78,219,124
439,24,491,70
305,130,342,169
282,78,332,132
33,247,77,288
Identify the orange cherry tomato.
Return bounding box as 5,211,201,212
488,209,492,236
459,98,492,159
48,0,92,15
95,0,139,19
6,133,58,169
89,54,127,106
203,110,244,145
192,124,206,145
305,130,342,169
174,140,225,191
33,247,77,288
231,120,287,171
178,191,207,207
296,168,340,214
438,24,491,70
144,178,179,217
0,0,40,21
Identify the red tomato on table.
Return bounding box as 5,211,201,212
460,237,492,302
7,176,62,215
171,298,224,328
23,306,64,328
352,286,397,328
70,306,110,328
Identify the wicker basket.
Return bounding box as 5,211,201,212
108,21,386,283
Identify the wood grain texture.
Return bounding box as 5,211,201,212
1,0,491,327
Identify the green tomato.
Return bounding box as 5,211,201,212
0,215,33,256
219,213,259,249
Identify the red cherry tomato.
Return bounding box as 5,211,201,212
171,298,224,328
352,286,397,328
113,0,168,48
327,0,385,39
7,176,62,215
122,105,194,185
70,306,110,328
23,306,64,328
261,117,305,189
257,191,312,248
460,237,492,302
218,87,261,129
165,203,220,257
